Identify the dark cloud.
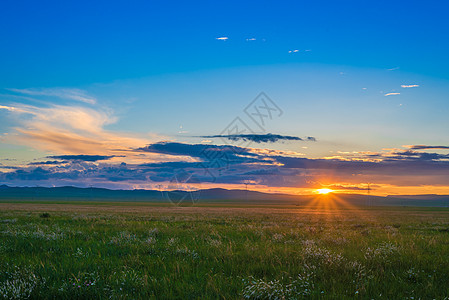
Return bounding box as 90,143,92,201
388,150,449,161
29,160,68,165
408,145,449,150
1,161,146,183
48,155,117,162
199,133,316,143
3,167,56,181
136,142,263,165
141,161,201,169
275,155,449,175
137,142,248,157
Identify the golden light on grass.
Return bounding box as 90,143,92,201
316,188,334,195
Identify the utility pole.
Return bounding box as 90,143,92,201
366,183,371,207
156,184,163,200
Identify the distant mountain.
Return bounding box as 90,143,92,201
388,194,449,201
0,185,448,207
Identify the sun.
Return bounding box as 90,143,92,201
316,188,334,194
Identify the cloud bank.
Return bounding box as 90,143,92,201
1,141,449,193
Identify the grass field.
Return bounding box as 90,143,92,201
1,201,449,299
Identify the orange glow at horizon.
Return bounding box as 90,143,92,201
121,182,449,197
316,188,334,194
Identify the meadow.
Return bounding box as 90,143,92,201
1,201,449,299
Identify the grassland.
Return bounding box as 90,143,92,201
1,201,449,299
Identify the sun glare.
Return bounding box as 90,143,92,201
316,188,334,194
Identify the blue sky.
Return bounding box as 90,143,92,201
1,0,449,195
2,0,449,86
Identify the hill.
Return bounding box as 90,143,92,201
0,185,448,207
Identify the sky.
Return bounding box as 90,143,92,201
1,0,449,195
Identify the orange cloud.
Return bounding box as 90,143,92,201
0,103,164,164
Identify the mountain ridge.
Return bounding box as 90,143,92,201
0,185,448,207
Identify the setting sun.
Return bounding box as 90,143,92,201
316,188,334,194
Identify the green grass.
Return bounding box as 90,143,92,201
1,203,449,299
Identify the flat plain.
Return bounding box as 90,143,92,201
1,201,449,299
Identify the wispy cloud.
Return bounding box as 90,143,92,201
216,37,228,41
384,92,400,96
401,84,419,88
7,88,97,104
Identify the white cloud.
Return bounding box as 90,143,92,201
384,92,401,96
0,105,17,111
401,84,419,88
7,88,97,104
245,38,256,41
216,37,228,41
